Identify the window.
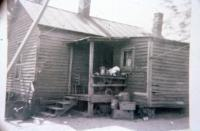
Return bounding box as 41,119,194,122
121,48,135,70
123,50,132,67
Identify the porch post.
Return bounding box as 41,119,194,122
68,44,73,94
88,41,94,116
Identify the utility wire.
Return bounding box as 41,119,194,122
152,44,189,59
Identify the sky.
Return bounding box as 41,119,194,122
49,0,190,41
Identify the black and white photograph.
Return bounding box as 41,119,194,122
0,0,200,130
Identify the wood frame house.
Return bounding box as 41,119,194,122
8,0,189,116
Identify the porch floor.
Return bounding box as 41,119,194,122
66,94,112,103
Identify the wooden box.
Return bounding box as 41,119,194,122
112,109,134,120
118,92,130,101
119,101,136,111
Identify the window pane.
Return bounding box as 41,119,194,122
123,50,132,67
123,52,127,66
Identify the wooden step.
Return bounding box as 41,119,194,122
64,96,77,100
56,100,71,105
47,106,63,111
41,112,56,117
40,97,78,117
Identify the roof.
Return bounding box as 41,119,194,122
19,0,150,37
65,36,131,44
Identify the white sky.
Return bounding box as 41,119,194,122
48,0,189,41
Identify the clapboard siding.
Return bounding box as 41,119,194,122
35,26,88,99
113,38,149,105
7,2,39,97
150,38,189,107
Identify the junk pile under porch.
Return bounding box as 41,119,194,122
111,92,136,120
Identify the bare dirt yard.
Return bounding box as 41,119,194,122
3,110,189,131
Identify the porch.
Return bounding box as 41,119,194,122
68,37,130,116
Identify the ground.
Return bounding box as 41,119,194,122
3,110,189,131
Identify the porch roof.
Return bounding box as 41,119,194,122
64,36,132,44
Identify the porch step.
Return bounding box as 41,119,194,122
57,101,71,105
48,106,63,110
41,98,77,117
64,96,77,100
41,112,56,117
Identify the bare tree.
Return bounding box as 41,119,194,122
160,0,191,42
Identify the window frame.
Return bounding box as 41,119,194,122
120,47,135,71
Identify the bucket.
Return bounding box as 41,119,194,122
118,92,130,101
100,66,106,75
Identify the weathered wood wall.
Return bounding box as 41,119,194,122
150,38,189,107
113,38,149,106
7,2,39,98
71,43,89,94
35,26,88,99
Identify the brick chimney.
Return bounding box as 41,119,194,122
78,0,91,17
152,12,163,38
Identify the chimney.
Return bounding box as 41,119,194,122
78,0,91,17
152,12,163,38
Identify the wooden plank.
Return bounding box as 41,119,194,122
88,42,94,96
119,101,136,110
67,94,112,103
147,39,153,106
92,75,126,80
68,45,73,94
88,102,94,117
88,41,94,117
133,92,147,96
112,110,134,120
93,84,126,87
91,95,112,103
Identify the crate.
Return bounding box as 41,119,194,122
119,101,136,111
112,109,134,120
118,92,130,101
